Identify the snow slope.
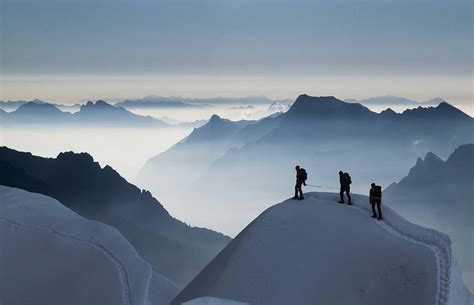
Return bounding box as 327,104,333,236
0,185,178,305
173,192,473,305
182,297,251,305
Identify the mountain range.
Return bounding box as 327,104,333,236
0,100,168,126
137,94,473,234
0,99,82,112
112,95,295,111
345,95,445,107
0,147,230,287
115,96,208,109
384,144,474,290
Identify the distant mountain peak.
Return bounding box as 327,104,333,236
95,100,111,107
424,152,443,164
380,108,398,116
284,94,373,120
446,143,474,167
16,101,63,113
437,101,456,110
291,95,346,109
425,97,447,105
296,94,337,101
57,151,95,164
185,114,241,143
411,151,443,168
82,100,114,110
400,101,471,120
209,114,222,122
407,151,444,180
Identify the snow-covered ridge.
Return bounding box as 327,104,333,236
0,185,177,305
346,193,468,305
173,192,473,305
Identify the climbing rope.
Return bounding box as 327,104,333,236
305,183,340,190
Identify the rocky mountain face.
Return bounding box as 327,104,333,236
384,144,474,291
0,147,230,287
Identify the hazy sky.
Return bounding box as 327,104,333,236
0,0,472,107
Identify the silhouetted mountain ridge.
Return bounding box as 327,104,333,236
400,102,471,120
282,95,375,120
185,115,244,143
384,144,474,288
0,146,230,287
2,100,168,126
385,144,473,197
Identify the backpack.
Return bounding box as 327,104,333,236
344,173,352,185
374,185,382,197
300,168,308,181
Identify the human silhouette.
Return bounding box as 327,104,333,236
338,171,352,205
369,183,383,220
292,165,307,200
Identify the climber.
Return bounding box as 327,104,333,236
292,165,307,200
338,171,352,205
369,183,383,220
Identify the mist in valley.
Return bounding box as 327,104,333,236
0,125,192,181
1,95,473,292
2,0,473,302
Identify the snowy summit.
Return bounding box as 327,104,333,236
173,192,472,305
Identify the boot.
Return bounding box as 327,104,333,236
298,196,304,200
378,215,383,220
338,200,345,204
347,201,352,205
292,196,298,200
371,214,377,218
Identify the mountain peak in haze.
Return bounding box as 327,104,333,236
385,143,474,204
284,94,374,120
409,152,444,179
15,101,65,115
345,95,418,106
425,97,447,105
81,100,115,110
391,144,474,189
401,102,471,120
445,143,474,168
186,114,242,143
208,114,222,122
380,108,398,117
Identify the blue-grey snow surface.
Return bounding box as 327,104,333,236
0,185,178,305
173,192,473,305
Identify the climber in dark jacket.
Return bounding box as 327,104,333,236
292,165,307,200
369,183,383,220
338,171,352,205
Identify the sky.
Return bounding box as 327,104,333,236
0,0,472,108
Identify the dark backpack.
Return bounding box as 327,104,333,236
300,168,308,181
374,185,382,197
344,173,352,185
